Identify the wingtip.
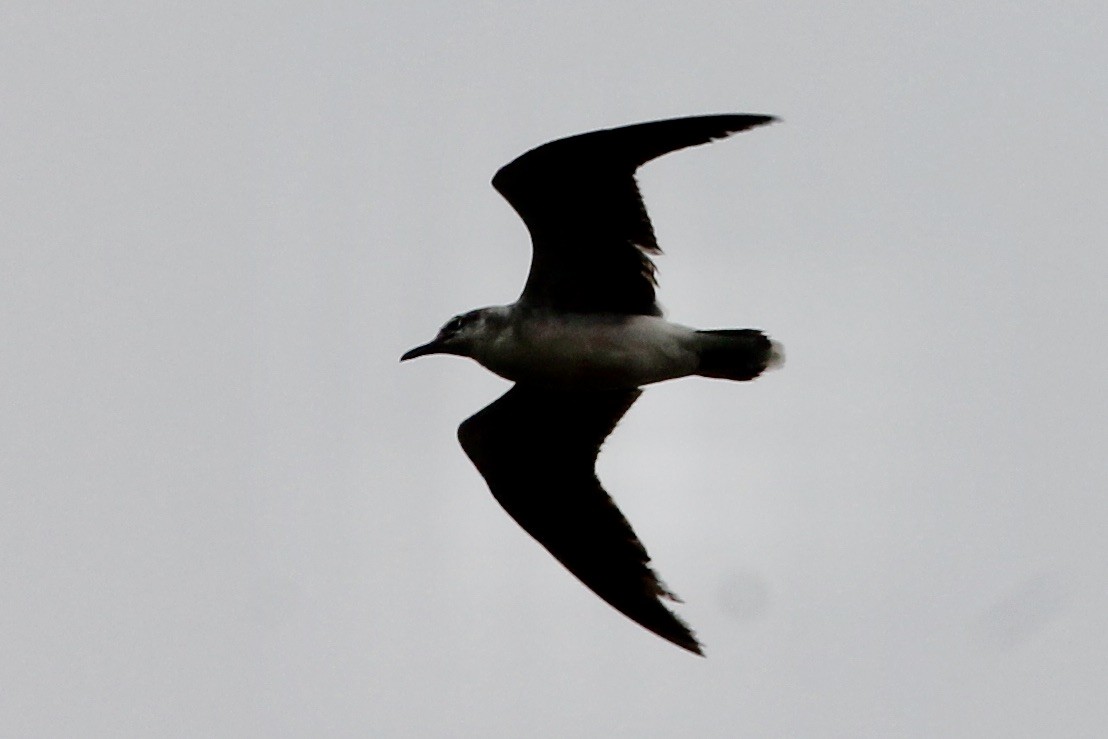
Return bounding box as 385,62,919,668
726,113,780,132
700,113,779,144
643,586,705,656
669,626,705,656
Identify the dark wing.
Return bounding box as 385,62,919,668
493,114,777,316
458,384,702,655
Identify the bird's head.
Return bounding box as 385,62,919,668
400,307,508,362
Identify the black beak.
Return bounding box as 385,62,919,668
400,339,446,362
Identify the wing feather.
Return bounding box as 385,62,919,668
493,114,777,316
458,384,702,655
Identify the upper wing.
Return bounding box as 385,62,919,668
457,384,702,655
493,114,777,316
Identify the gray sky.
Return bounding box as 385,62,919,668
3,2,1106,737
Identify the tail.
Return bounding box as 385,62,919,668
695,329,784,381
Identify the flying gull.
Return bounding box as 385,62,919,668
401,114,782,655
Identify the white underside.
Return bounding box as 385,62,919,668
473,314,702,389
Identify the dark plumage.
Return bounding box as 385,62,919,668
458,386,702,654
495,114,777,316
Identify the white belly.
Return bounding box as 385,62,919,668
475,314,700,389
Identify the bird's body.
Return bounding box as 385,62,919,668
470,308,703,389
402,114,782,655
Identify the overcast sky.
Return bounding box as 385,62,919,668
3,2,1106,737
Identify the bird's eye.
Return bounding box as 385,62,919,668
443,316,464,333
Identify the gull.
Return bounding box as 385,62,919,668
401,114,782,655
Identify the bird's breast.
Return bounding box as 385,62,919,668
475,314,700,389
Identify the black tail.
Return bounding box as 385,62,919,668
695,329,783,381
